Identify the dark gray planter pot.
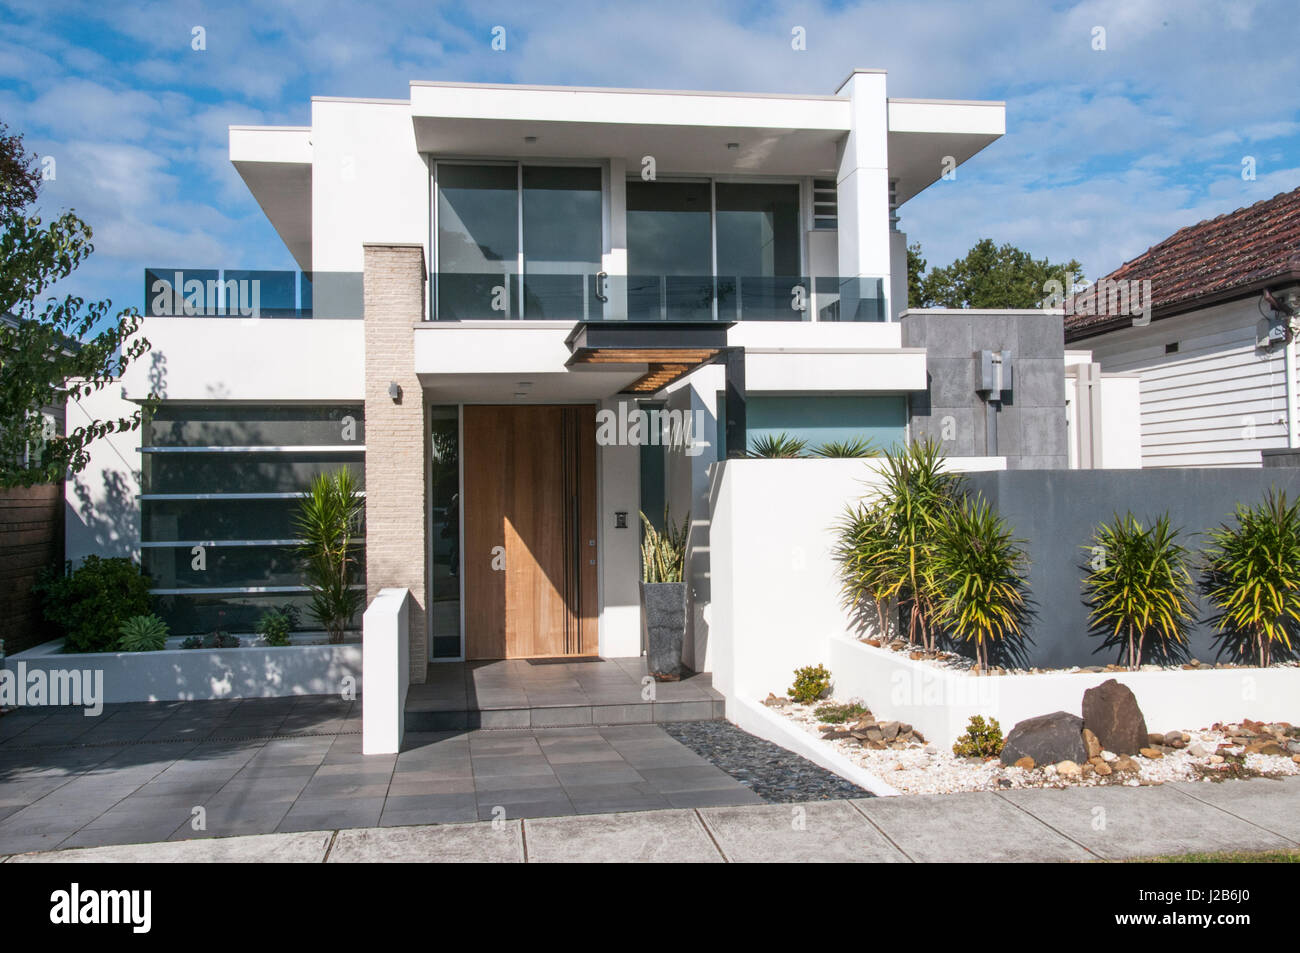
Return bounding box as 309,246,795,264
640,581,686,679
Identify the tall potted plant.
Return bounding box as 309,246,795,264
296,468,364,644
639,507,689,680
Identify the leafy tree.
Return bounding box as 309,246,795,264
0,123,151,488
907,238,1083,310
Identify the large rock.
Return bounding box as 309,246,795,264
1081,679,1149,755
1000,711,1088,766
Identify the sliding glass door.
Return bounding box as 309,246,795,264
435,163,602,320
626,180,714,321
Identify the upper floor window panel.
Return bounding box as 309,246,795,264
435,162,601,320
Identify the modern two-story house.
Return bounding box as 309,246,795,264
69,70,1115,686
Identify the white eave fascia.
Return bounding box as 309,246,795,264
228,125,312,164
886,98,1006,136
409,80,852,132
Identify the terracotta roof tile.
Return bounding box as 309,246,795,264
1065,186,1300,339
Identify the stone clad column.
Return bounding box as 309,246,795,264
363,243,429,684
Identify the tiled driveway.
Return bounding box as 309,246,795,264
0,696,762,853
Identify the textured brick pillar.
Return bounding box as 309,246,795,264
363,244,429,684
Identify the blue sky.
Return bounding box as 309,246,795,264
2,0,1298,316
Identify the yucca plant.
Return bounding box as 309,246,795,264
747,432,808,458
934,496,1030,671
873,440,964,651
640,507,689,584
812,437,879,458
295,468,365,644
1082,512,1196,670
117,614,169,652
833,500,898,639
1201,490,1300,667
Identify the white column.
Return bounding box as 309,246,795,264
604,158,628,320
836,69,893,321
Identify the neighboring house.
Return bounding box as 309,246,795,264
1065,186,1300,468
68,71,1129,682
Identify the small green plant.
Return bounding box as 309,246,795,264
834,501,896,638
257,607,294,647
811,437,878,458
180,630,241,650
640,506,689,584
296,468,365,644
180,635,203,650
747,432,808,458
934,496,1031,671
1201,490,1300,667
1083,512,1196,670
36,555,152,653
788,664,832,704
117,614,169,652
813,701,868,723
951,715,1004,758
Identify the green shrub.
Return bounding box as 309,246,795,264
747,432,808,458
834,501,896,638
934,496,1031,671
257,608,294,647
640,506,689,584
952,715,1004,758
37,556,152,653
789,664,832,704
117,614,169,652
1083,512,1196,670
814,701,867,723
296,469,365,644
1202,490,1300,667
181,631,241,650
811,437,878,458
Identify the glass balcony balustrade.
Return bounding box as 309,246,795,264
143,268,887,322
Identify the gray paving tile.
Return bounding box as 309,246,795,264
1170,776,1300,844
700,801,908,863
330,822,524,862
996,783,1294,860
524,809,723,863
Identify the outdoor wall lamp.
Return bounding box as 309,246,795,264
388,381,402,403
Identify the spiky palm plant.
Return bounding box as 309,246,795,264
640,507,689,584
873,440,964,652
747,432,808,458
812,437,879,458
1201,490,1300,667
295,468,365,644
1082,512,1196,670
935,497,1030,671
833,501,897,639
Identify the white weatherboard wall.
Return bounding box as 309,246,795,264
5,639,361,705
363,588,410,754
708,456,1005,709
830,636,1300,748
1085,298,1294,467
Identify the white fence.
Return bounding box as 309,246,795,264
362,587,410,755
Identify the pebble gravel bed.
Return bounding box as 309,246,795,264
777,698,1300,796
660,720,872,801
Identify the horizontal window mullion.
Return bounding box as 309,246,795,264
140,445,366,454
148,584,365,596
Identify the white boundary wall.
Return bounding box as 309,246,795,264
4,638,361,705
830,635,1300,748
362,588,410,754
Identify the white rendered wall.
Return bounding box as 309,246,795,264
836,70,893,320
65,384,142,565
709,456,1006,706
363,588,410,754
311,99,431,274
1099,374,1142,468
598,397,643,658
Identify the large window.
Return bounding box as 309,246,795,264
626,181,714,321
435,163,602,320
140,404,365,635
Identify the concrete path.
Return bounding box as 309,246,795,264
6,775,1297,863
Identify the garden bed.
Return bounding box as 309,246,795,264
3,636,362,705
768,694,1300,796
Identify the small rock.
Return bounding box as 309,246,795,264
909,651,924,660
1293,754,1300,764
1209,755,1225,764
1188,743,1209,757
1014,756,1035,771
864,638,882,647
1114,756,1139,773
912,729,926,744
1147,733,1165,747
1082,728,1102,760
924,744,938,755
1056,760,1082,779
1249,741,1287,756
1163,731,1185,749
763,693,790,708
1101,750,1118,762
1094,761,1113,776
880,722,900,742
1139,747,1164,760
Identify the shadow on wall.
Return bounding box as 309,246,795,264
67,467,138,561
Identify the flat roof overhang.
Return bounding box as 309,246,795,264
565,321,733,395
229,126,313,269
412,81,851,175
887,99,1005,205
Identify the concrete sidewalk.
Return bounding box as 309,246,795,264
5,775,1298,863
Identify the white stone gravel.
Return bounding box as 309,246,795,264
776,697,1300,796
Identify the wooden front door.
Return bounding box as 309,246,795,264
462,405,598,659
